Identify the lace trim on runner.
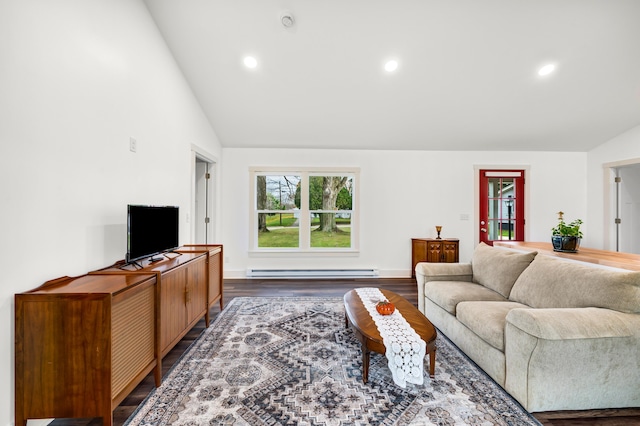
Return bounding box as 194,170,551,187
355,287,426,387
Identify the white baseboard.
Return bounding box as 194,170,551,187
246,268,379,278
224,269,412,279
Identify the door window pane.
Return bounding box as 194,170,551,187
487,177,517,241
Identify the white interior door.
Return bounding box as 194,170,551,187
195,159,208,244
617,165,640,254
193,151,216,245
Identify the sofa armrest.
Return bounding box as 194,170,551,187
504,307,640,411
415,262,473,312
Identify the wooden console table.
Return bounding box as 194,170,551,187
494,241,640,271
14,244,223,426
411,238,459,278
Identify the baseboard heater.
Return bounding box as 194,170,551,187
246,268,379,278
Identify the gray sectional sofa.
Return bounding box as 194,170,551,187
415,242,640,412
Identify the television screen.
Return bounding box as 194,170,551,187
127,205,179,262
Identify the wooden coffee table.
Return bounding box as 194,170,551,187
344,288,437,384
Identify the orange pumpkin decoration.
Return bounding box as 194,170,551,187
375,300,395,315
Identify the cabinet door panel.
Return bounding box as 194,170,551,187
160,269,187,353
427,241,443,262
411,239,428,277
112,284,155,400
442,242,459,263
16,296,111,420
185,257,207,326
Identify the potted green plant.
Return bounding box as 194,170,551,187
551,211,583,253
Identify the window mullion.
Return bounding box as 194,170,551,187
299,172,310,249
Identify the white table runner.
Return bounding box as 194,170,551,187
355,287,426,387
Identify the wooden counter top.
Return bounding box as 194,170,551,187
493,241,640,272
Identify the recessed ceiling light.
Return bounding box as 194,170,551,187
243,56,258,69
385,60,398,72
538,63,556,76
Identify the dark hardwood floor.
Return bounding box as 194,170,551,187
51,278,640,426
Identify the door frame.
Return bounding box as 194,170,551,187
603,157,640,252
190,145,218,244
474,165,530,247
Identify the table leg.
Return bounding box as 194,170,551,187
428,347,436,378
362,344,370,384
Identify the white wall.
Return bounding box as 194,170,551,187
587,124,640,250
0,1,221,425
221,148,587,277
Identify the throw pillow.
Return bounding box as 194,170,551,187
509,255,640,313
471,242,537,298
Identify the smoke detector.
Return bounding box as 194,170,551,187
280,11,295,28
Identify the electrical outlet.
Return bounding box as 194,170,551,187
460,214,470,221
129,137,137,153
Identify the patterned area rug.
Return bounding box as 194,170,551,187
125,297,541,425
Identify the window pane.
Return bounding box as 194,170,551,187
307,175,353,249
308,176,353,210
256,175,300,248
310,213,351,248
258,214,299,248
257,175,300,210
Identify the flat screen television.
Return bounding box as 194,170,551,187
126,204,179,263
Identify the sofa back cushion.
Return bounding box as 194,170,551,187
509,255,640,313
471,243,538,298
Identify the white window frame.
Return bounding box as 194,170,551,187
249,167,360,255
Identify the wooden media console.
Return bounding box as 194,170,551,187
14,244,223,426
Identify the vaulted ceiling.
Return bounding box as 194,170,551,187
144,0,640,151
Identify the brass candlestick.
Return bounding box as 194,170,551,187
435,226,442,239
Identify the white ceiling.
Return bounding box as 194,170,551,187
144,0,640,151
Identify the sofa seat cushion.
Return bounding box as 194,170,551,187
456,301,530,351
424,280,507,316
471,242,537,298
509,255,640,313
506,307,640,340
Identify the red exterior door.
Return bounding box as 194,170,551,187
479,170,525,246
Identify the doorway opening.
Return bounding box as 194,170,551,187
606,159,640,254
192,149,217,244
